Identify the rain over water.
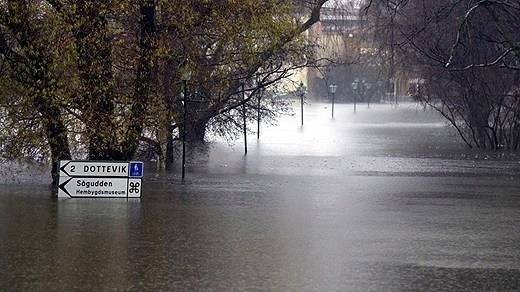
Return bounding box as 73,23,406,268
1,102,520,291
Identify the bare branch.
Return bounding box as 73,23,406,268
445,0,519,68
448,47,514,71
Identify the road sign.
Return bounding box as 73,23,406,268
59,161,130,177
58,160,143,198
58,177,142,198
129,161,143,177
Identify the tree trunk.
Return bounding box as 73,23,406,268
74,1,122,160
121,0,156,159
157,136,166,172
37,99,71,187
158,122,175,172
165,130,174,170
185,118,209,143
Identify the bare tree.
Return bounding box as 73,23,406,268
363,0,520,150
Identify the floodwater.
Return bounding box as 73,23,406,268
2,102,520,291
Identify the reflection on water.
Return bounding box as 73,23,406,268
1,103,520,291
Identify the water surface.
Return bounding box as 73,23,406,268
1,103,520,291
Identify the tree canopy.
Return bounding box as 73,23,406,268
0,0,329,182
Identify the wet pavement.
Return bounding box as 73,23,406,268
1,102,520,291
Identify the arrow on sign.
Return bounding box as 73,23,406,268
59,161,129,177
58,177,73,197
57,177,136,198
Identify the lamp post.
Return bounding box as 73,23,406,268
297,82,306,126
257,90,261,139
329,83,337,118
181,70,191,181
377,80,384,103
242,83,247,155
351,79,358,113
365,81,372,109
388,78,397,106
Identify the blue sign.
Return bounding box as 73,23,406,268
129,162,143,177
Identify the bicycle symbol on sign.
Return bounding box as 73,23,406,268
129,181,140,194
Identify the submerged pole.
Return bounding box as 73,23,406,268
332,91,335,118
257,94,261,139
242,84,247,155
182,80,187,181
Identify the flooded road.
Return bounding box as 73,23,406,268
2,103,520,291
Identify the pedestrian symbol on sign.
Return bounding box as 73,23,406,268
129,162,143,177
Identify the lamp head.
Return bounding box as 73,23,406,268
297,82,306,95
181,70,191,81
329,83,337,94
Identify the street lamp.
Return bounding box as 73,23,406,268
377,80,384,103
181,69,191,181
242,83,247,155
351,78,359,113
365,81,372,109
329,83,337,118
257,88,263,140
297,81,306,126
388,78,397,106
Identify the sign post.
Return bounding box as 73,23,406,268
57,161,143,198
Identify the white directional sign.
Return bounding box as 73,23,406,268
58,160,143,198
60,161,132,177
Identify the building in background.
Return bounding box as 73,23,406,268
292,0,419,103
306,3,364,102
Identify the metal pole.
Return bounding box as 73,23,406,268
257,94,261,139
242,84,247,155
354,93,357,113
367,85,370,109
394,80,398,106
301,92,304,126
390,14,397,107
182,80,187,181
332,92,335,118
